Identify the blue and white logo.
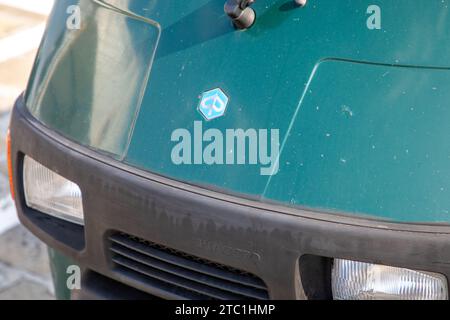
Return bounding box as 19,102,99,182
198,88,229,121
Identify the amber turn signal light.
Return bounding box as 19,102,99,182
6,128,14,199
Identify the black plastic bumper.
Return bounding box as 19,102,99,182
10,96,450,300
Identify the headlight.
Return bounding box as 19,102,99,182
332,259,448,300
23,156,84,225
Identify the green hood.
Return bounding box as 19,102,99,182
26,0,450,223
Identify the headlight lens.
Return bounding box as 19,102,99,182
23,156,84,225
332,259,448,300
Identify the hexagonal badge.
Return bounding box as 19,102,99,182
198,88,229,121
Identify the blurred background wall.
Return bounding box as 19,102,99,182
0,0,55,299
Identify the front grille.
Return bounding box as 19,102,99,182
109,233,269,300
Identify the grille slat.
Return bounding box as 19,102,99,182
114,265,205,299
113,256,242,300
109,234,267,290
111,243,268,300
109,233,269,300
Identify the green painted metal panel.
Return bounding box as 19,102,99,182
26,0,160,157
48,248,74,300
26,0,450,222
264,60,450,222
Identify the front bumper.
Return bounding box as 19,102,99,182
10,96,450,300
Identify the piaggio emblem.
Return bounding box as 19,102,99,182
198,88,229,121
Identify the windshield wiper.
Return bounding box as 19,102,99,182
224,0,307,29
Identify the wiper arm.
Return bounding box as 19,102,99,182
224,0,256,30
224,0,307,30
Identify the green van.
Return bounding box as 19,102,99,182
7,0,450,299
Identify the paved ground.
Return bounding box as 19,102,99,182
0,227,54,300
0,1,55,300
